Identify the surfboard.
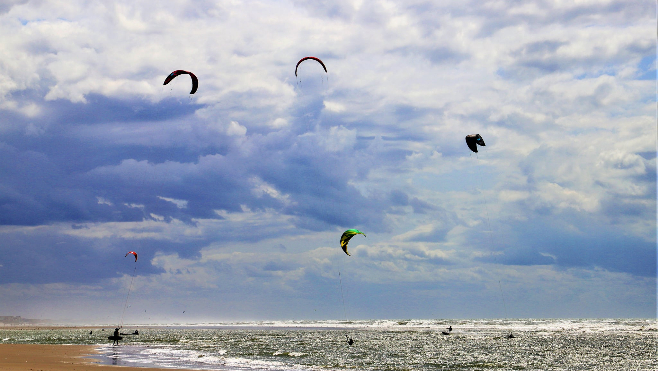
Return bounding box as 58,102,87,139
108,335,123,341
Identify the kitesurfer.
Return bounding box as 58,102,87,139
112,328,120,345
345,335,354,346
448,326,452,332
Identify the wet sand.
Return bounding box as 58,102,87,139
0,344,196,371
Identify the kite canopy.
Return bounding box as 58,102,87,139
125,251,138,262
340,229,366,256
163,70,198,94
295,56,327,77
465,134,486,153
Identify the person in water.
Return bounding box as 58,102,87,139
112,328,120,345
345,335,354,346
447,326,452,332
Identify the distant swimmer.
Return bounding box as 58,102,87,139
507,333,515,339
345,335,354,346
89,330,93,335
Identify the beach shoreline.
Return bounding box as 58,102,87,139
1,320,656,370
0,344,196,371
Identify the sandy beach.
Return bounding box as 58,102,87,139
0,344,195,371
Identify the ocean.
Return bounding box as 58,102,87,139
1,319,656,370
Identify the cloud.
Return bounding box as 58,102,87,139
157,196,188,209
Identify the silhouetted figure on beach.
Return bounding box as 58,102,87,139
345,335,354,346
112,328,120,345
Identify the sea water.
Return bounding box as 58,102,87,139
1,319,656,370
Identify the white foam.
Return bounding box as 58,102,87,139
132,318,657,334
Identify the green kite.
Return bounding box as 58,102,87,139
340,229,366,256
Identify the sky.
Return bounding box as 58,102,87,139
0,0,655,324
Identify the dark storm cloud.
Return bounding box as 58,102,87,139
45,95,201,126
251,132,390,231
85,123,390,228
3,95,207,169
1,84,403,236
0,96,225,227
85,155,255,220
500,216,657,277
0,141,119,226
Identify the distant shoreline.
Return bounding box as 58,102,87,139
0,325,102,330
0,323,359,331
